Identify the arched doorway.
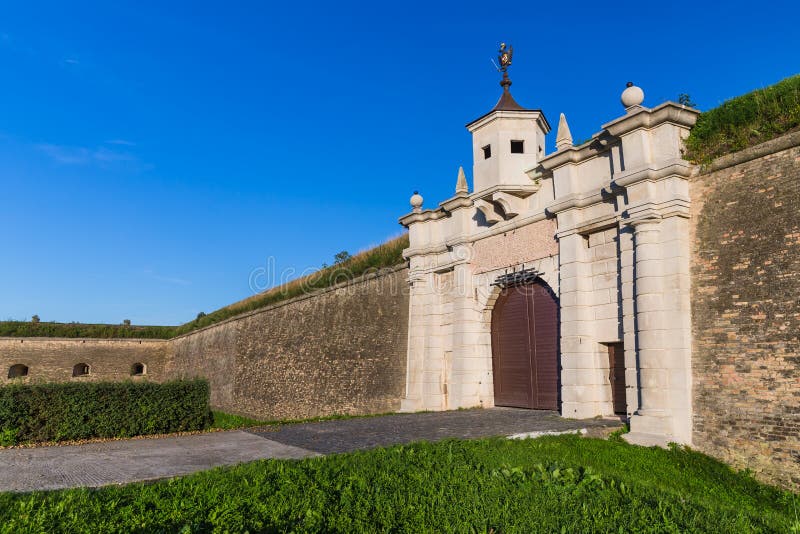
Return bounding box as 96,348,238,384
491,280,559,409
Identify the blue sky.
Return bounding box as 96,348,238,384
1,1,798,325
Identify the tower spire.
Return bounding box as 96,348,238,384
455,166,468,194
556,113,573,150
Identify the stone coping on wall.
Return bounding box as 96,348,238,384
170,263,409,341
696,129,800,175
0,337,168,343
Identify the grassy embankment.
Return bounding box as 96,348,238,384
0,234,409,340
0,435,796,532
684,73,800,164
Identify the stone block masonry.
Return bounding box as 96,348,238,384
168,266,410,420
690,131,800,489
1,267,410,423
0,338,169,383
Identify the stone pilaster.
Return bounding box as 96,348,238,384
624,212,693,445
559,232,608,418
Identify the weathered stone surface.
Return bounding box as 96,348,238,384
168,267,410,420
690,133,800,489
0,338,169,384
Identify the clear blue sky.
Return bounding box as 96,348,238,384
1,1,798,325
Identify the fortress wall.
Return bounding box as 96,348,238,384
167,266,410,420
0,337,169,384
690,131,800,489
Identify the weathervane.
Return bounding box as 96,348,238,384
498,42,513,72
496,42,513,90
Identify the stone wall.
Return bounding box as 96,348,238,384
0,338,169,383
167,266,410,420
690,131,800,488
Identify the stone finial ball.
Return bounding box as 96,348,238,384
621,82,644,108
410,191,424,209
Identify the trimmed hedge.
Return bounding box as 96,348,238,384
684,73,800,164
0,379,212,445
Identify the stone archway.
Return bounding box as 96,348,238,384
490,279,559,410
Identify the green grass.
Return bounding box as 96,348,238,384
0,234,409,340
684,73,800,164
0,435,796,532
210,411,269,430
170,234,408,337
210,409,407,430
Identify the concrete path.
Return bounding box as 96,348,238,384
250,407,619,454
0,431,317,493
0,408,620,492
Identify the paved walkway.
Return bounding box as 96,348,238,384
0,408,620,492
249,408,619,454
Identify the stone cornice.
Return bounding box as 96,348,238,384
537,137,613,172
602,101,699,136
539,103,699,173
398,207,448,228
473,182,541,199
466,109,551,133
622,198,691,227
612,159,694,188
545,160,695,218
402,208,551,259
545,191,606,216
439,193,473,212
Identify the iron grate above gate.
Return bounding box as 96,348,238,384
491,268,541,288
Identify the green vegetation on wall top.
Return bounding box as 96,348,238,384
684,73,800,164
170,233,408,337
0,322,176,339
0,234,409,340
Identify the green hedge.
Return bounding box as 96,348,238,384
0,379,212,445
684,74,800,164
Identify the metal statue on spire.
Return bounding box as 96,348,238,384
497,42,513,91
498,43,513,72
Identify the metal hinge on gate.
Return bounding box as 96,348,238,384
491,267,540,288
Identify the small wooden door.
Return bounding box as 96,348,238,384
607,343,627,415
491,281,559,410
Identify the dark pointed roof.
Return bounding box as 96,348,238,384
492,87,528,112
466,76,547,130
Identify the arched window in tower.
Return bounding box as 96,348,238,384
8,364,29,379
72,363,90,377
131,363,146,376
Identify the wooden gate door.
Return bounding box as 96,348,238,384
607,342,627,415
491,281,559,410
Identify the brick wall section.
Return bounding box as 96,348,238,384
690,131,800,489
0,338,169,384
168,266,410,420
471,219,558,274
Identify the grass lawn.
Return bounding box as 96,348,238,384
210,411,270,430
0,435,796,533
210,410,402,431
